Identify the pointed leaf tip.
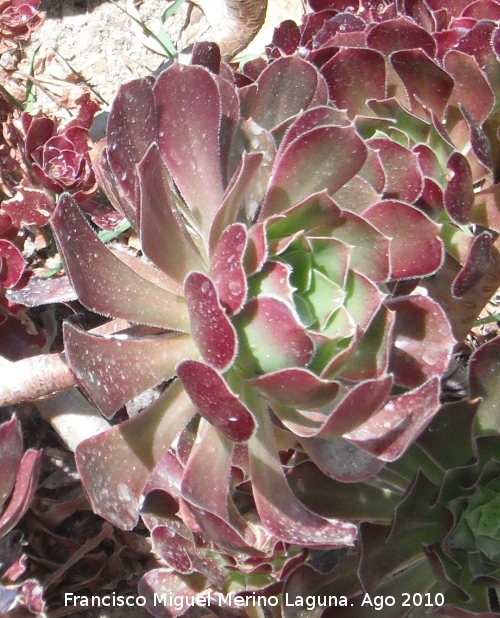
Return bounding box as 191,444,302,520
184,272,237,371
154,63,225,234
210,223,248,315
52,194,189,331
178,360,255,442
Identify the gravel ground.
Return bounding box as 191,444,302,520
20,0,306,120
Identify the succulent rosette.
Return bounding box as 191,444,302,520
48,48,459,595
2,94,102,227
238,0,500,340
0,0,42,46
282,337,500,616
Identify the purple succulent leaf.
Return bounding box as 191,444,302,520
444,50,494,125
314,11,365,47
151,525,194,574
75,380,196,529
456,19,496,73
321,48,386,118
144,450,184,502
285,376,393,438
418,178,445,213
234,297,314,374
209,152,263,252
344,270,387,335
414,142,446,186
470,336,500,434
460,103,494,172
64,320,198,417
2,185,54,226
367,138,424,203
248,402,358,546
462,0,500,18
251,368,339,410
110,247,183,294
138,144,203,285
24,114,54,154
191,40,221,73
0,448,42,538
272,19,301,55
52,194,189,331
260,124,367,219
367,16,437,55
0,240,27,289
209,223,248,315
452,231,494,297
83,198,125,231
93,146,137,225
429,110,455,148
245,222,268,275
473,184,500,232
154,63,224,234
151,522,231,588
139,569,209,618
0,212,12,235
106,77,156,224
330,211,390,282
181,421,259,550
184,272,237,370
243,56,328,132
239,118,277,221
177,360,256,442
364,200,443,279
358,148,387,196
0,416,23,512
338,304,394,382
248,260,295,303
345,376,441,462
302,435,385,482
217,74,241,182
391,49,455,120
386,295,455,389
278,107,350,159
333,176,383,215
444,152,474,224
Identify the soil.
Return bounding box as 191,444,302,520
20,0,306,120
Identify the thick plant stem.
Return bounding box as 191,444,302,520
37,389,110,452
192,0,267,59
0,352,76,407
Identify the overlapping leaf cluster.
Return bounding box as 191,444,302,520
252,0,500,328
0,416,43,616
283,337,500,617
46,0,500,608
0,0,42,54
3,0,500,615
